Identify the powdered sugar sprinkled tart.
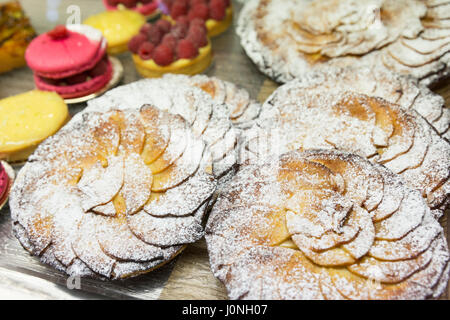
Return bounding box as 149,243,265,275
243,87,450,216
206,149,449,299
237,0,450,86
10,106,216,279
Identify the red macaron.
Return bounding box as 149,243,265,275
25,24,113,99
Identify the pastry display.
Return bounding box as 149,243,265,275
237,0,450,86
0,161,14,210
243,87,450,216
163,74,262,127
87,77,239,178
129,19,212,77
161,0,233,37
0,1,36,74
10,105,217,279
102,0,159,17
206,149,450,299
0,91,69,163
25,25,115,99
84,9,146,55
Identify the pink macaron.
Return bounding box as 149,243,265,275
26,24,113,99
103,0,159,16
0,162,10,207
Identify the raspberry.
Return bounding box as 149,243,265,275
161,33,178,51
139,23,152,35
106,0,121,6
138,41,155,60
209,0,226,21
153,44,174,66
190,0,207,6
176,15,190,29
147,24,163,45
170,1,188,19
177,39,198,59
189,18,207,33
128,33,147,53
120,0,137,8
171,23,188,39
188,3,209,21
156,19,172,34
89,57,109,78
223,0,230,7
186,24,208,48
47,25,69,40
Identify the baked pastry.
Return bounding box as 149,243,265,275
10,105,216,279
163,74,262,128
206,149,450,299
0,1,36,74
0,161,14,210
0,90,69,163
271,67,449,140
84,9,146,55
244,89,450,216
129,19,212,77
161,0,233,37
237,0,450,86
25,25,114,99
103,0,159,17
87,77,239,179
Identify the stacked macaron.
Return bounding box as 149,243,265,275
25,24,113,99
103,0,159,16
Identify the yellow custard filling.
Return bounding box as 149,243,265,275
133,42,212,78
0,91,69,160
84,10,146,55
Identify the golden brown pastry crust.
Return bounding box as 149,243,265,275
10,106,217,279
206,149,449,300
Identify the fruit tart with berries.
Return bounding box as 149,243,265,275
161,0,232,37
0,1,36,74
103,0,159,17
129,18,212,77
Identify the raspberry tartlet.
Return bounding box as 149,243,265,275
102,0,159,17
161,0,232,37
25,25,115,100
0,161,14,211
129,19,212,77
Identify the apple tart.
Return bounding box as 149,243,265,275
237,0,450,86
162,74,262,128
270,67,449,139
10,106,216,279
87,78,240,179
206,149,449,299
244,89,450,216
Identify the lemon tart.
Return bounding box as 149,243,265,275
0,91,69,162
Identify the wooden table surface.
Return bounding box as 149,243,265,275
0,0,448,300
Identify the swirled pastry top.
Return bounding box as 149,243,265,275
237,0,450,86
244,88,450,215
87,77,241,178
206,149,449,299
10,106,216,279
